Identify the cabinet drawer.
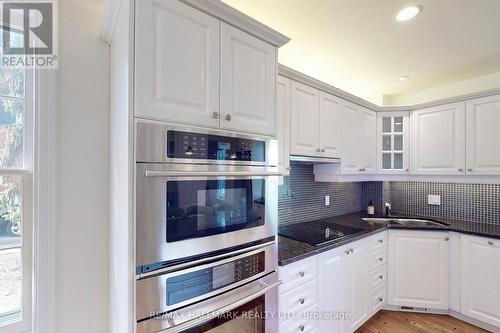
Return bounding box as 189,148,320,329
370,282,387,316
369,264,387,290
369,247,387,271
279,305,318,333
279,256,317,294
370,231,387,252
279,279,317,315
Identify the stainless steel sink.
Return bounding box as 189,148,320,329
362,217,448,227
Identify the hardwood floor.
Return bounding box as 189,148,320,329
354,310,490,333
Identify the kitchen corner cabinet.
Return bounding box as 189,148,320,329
340,104,377,174
411,102,466,175
135,0,277,136
388,230,449,310
290,81,340,159
277,75,291,175
465,94,500,175
377,112,410,174
460,234,500,328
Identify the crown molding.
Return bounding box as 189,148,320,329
181,0,290,47
279,64,500,112
101,0,125,44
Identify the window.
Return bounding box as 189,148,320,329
0,27,34,333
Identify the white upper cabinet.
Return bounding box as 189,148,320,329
135,0,220,127
277,75,291,175
466,94,500,175
388,230,449,310
290,81,320,156
460,234,500,328
411,102,466,175
318,92,341,158
377,112,410,174
360,108,377,173
220,23,277,136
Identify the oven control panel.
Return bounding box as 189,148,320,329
166,130,265,162
166,252,265,306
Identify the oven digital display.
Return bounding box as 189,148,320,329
166,130,265,162
165,252,265,306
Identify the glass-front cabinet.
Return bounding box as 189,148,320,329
377,112,410,173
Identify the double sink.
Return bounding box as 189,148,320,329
362,217,449,227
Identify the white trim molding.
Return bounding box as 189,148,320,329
180,0,290,47
101,0,124,44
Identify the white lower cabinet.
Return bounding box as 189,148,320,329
388,230,449,310
460,234,500,328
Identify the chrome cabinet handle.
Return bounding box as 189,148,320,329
489,241,494,246
299,272,305,278
358,168,364,172
144,170,283,177
467,168,473,172
458,168,464,172
378,257,384,262
225,114,231,121
299,298,305,304
345,249,350,255
299,325,305,332
379,239,384,244
212,111,219,119
349,249,354,254
444,237,449,241
316,148,321,152
321,148,326,152
379,275,384,280
378,297,384,302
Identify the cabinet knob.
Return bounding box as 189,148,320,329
358,168,364,172
225,114,232,121
349,249,354,254
378,297,384,303
378,257,384,262
458,168,464,172
299,298,305,304
378,239,384,244
345,249,350,255
299,325,305,332
321,148,326,152
379,275,384,280
488,241,494,246
467,168,473,172
444,237,449,241
298,271,305,277
316,148,321,152
211,111,219,119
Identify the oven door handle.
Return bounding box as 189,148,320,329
164,280,282,333
143,170,283,178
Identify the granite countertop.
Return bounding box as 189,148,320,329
278,212,500,266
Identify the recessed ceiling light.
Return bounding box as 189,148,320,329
396,5,422,22
398,75,410,81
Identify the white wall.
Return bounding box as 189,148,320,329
383,71,500,106
56,0,109,332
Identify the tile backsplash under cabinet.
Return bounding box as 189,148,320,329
278,163,500,226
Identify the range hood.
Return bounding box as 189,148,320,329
290,155,341,164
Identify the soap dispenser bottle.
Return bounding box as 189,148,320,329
367,200,375,215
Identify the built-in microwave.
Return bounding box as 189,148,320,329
135,122,281,274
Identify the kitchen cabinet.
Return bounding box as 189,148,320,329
220,23,277,136
388,230,449,310
290,82,341,158
377,112,410,174
277,75,291,175
460,234,500,328
411,102,466,175
135,0,278,136
135,0,220,127
340,104,377,174
465,94,500,175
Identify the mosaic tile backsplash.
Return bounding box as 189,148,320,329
278,163,500,225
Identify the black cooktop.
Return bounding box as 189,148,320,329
279,218,364,246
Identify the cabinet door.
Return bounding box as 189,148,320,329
388,230,449,310
466,94,500,175
220,23,276,136
290,81,319,156
377,112,410,174
461,235,500,328
344,238,370,333
318,246,347,333
340,103,362,174
318,92,341,158
411,102,466,174
277,76,291,175
360,108,377,173
135,0,220,127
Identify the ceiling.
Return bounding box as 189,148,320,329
222,0,500,105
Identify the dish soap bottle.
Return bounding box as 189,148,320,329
367,200,375,215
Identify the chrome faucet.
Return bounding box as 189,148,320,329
385,202,392,217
